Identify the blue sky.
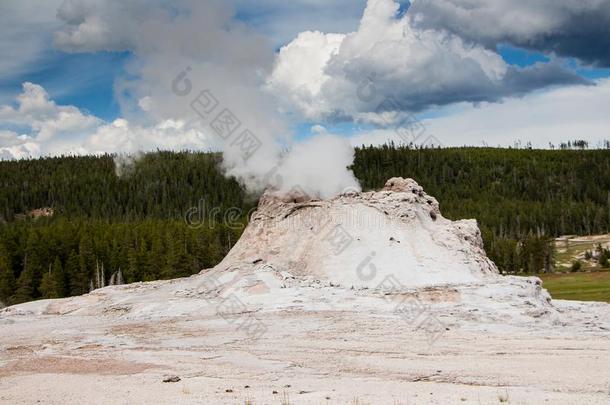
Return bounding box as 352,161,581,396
31,52,128,121
0,49,129,121
498,44,610,80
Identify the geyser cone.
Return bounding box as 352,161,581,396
215,178,499,289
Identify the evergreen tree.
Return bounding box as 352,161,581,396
66,250,83,296
53,256,68,298
13,232,43,303
74,235,94,295
40,264,58,299
0,243,15,304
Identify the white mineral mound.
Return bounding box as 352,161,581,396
0,178,568,322
221,177,498,289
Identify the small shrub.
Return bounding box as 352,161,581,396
571,260,582,272
598,248,610,268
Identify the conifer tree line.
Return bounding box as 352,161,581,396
0,151,251,222
1,145,609,304
0,218,242,304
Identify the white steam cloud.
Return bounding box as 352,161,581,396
51,0,360,199
269,132,360,199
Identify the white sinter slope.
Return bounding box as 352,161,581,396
219,177,498,289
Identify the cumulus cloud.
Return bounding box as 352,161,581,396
0,130,40,160
267,0,585,124
409,0,610,67
84,118,212,155
0,82,212,160
349,78,610,148
0,82,100,157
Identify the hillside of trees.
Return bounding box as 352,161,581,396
1,146,609,305
0,152,251,221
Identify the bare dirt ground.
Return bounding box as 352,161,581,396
1,301,610,405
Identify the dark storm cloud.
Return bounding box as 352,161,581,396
410,0,610,67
